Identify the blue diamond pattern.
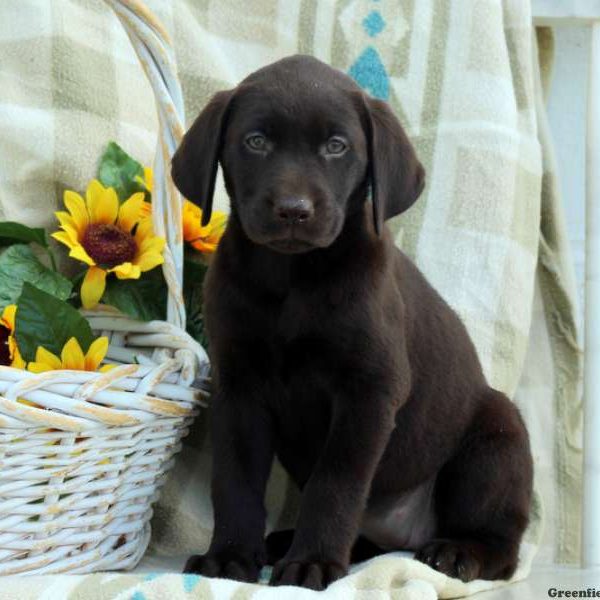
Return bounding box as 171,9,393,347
348,46,390,100
362,10,385,38
183,574,201,593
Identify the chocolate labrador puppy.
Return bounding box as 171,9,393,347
171,55,533,591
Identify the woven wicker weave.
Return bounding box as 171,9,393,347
0,0,208,575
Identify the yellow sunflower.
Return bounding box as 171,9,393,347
137,166,153,193
136,166,153,218
52,180,166,309
139,166,226,254
0,305,25,368
28,336,113,373
182,201,227,254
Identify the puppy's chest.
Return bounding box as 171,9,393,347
268,296,344,386
260,290,367,480
269,330,337,404
268,356,335,482
267,283,348,343
266,295,339,440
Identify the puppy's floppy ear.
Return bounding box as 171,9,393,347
171,90,234,226
363,96,425,235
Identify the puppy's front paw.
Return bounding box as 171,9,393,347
184,549,262,582
270,557,347,590
415,539,481,582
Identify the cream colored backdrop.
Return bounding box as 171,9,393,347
0,1,582,590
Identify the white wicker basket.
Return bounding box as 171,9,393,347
0,0,209,575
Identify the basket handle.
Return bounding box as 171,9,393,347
105,0,187,331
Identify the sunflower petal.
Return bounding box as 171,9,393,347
134,218,155,244
117,192,145,232
138,236,166,255
55,211,81,242
51,230,78,249
183,222,202,243
183,206,227,253
190,239,218,254
1,304,17,329
95,186,119,225
69,244,96,266
144,167,153,191
64,190,89,234
81,266,107,309
27,362,52,374
109,262,141,280
135,252,164,272
108,262,133,277
85,179,106,221
55,210,77,229
61,337,85,370
34,346,62,370
100,363,117,372
11,346,26,369
183,200,200,214
209,211,228,230
85,336,109,371
182,201,202,241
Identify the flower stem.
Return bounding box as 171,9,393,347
46,248,58,272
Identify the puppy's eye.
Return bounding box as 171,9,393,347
245,133,267,152
324,136,347,156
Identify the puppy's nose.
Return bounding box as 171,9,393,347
274,197,314,225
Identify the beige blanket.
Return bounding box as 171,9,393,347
0,0,582,597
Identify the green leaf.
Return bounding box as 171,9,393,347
98,258,209,336
0,222,47,248
184,259,209,347
67,270,87,307
0,245,72,308
102,272,167,322
97,141,147,202
15,282,94,362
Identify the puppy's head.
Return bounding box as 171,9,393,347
172,55,425,253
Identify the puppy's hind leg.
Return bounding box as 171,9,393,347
415,389,533,582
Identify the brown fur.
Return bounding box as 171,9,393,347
172,55,533,591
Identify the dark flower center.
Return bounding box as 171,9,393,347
0,325,11,366
82,224,137,267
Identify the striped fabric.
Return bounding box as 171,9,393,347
0,0,582,596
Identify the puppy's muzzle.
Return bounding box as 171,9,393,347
273,197,314,226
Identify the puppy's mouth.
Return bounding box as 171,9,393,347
256,221,341,254
266,238,316,254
